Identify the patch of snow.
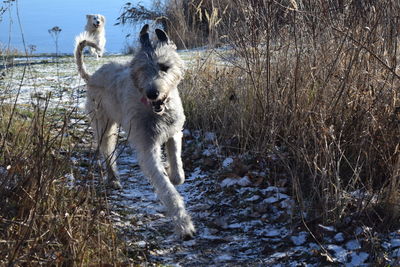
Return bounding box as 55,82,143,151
204,132,216,142
270,252,288,259
64,173,75,188
327,244,348,263
349,191,378,203
262,186,286,193
279,198,294,209
0,167,7,175
264,228,281,237
245,195,261,202
182,129,191,137
235,187,258,194
215,254,233,261
392,248,400,258
202,234,223,241
221,178,239,187
77,101,86,110
222,157,234,168
308,243,320,251
347,252,369,266
202,149,211,156
70,156,79,164
202,147,218,156
391,238,400,248
182,239,196,247
228,223,242,229
199,228,224,241
291,232,308,246
221,176,251,187
188,167,207,180
238,176,251,187
135,241,147,248
382,241,391,250
334,233,345,242
263,193,289,204
350,189,366,198
355,227,363,236
318,224,336,232
345,240,361,250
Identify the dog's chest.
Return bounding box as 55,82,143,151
139,108,183,140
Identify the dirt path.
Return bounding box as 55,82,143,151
108,143,301,266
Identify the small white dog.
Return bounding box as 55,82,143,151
84,14,106,58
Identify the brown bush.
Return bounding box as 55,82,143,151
177,0,400,226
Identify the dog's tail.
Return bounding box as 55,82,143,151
74,32,100,82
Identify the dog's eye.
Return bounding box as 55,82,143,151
158,63,169,72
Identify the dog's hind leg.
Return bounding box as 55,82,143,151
93,115,121,189
134,139,195,239
165,131,185,185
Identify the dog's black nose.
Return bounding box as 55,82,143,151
146,88,159,100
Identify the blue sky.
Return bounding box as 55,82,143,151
0,0,152,54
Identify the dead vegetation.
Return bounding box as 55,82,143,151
121,0,400,229
0,69,130,264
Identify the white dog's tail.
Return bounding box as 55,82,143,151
74,32,100,82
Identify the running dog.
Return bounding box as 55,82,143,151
84,14,106,58
74,25,195,239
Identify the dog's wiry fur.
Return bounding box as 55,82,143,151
74,25,195,239
84,14,106,58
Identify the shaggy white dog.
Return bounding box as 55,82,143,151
74,25,195,239
84,14,106,58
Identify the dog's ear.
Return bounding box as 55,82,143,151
100,15,105,23
140,24,149,37
86,14,92,20
155,29,169,43
140,24,152,50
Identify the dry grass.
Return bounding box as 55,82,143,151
176,0,400,228
0,72,129,265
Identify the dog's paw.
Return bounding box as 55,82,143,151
169,168,185,185
175,214,196,240
182,227,195,241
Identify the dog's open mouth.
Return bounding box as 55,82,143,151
93,23,100,28
150,96,168,114
140,95,168,114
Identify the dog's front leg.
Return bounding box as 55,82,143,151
92,116,121,189
166,131,185,185
136,143,195,239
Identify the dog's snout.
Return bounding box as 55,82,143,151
146,88,159,100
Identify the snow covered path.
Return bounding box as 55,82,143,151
108,144,304,266
105,136,400,266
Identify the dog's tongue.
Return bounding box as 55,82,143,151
140,97,150,106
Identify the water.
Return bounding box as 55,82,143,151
0,0,152,54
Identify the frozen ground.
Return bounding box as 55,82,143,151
1,55,400,266
105,132,400,266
